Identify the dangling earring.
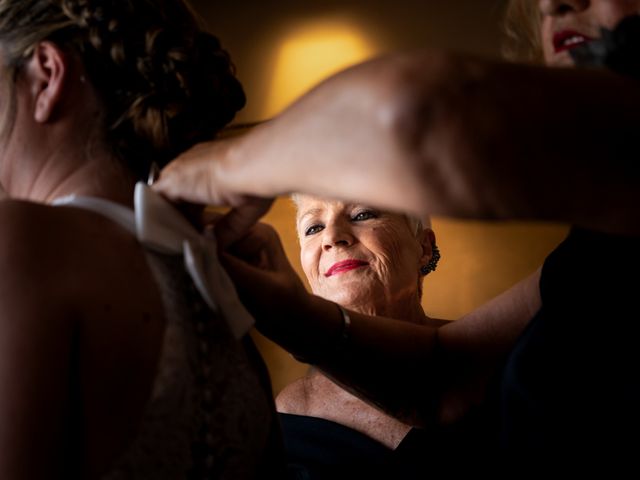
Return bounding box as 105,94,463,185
420,244,441,276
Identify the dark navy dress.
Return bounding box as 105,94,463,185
500,228,640,460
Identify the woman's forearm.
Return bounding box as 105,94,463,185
260,270,542,427
266,293,442,426
216,52,450,219
218,51,640,233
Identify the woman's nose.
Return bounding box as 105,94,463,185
322,223,354,251
539,0,590,16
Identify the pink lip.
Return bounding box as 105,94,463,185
553,30,594,53
325,259,369,277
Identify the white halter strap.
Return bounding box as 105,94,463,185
52,183,254,339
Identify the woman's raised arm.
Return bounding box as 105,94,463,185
155,50,640,235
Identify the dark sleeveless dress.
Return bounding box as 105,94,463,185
499,227,640,462
280,412,438,479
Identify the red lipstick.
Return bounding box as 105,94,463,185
553,30,594,53
325,259,369,277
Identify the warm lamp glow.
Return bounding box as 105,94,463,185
263,18,377,118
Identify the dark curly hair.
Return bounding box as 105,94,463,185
0,0,245,179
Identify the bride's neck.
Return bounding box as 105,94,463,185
7,148,137,208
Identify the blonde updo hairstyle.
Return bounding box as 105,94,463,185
503,0,544,63
0,0,245,179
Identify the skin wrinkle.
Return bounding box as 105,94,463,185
0,47,136,206
282,197,438,448
295,195,432,323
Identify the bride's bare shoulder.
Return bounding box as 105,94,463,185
0,199,145,306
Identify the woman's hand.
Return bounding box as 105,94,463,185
219,222,310,340
213,200,274,249
155,139,238,206
155,138,274,248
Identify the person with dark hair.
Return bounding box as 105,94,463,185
155,0,640,465
0,0,281,478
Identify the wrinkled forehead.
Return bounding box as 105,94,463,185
292,193,430,232
293,194,339,224
293,193,334,211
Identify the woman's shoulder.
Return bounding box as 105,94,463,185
276,369,339,414
0,200,83,361
0,199,51,243
0,199,73,279
276,377,310,415
0,198,153,318
0,198,139,274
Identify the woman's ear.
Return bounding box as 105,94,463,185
25,42,68,123
418,227,436,267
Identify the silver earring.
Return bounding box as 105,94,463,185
420,244,441,275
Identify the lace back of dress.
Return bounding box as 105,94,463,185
102,252,278,480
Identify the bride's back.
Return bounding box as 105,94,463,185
0,0,281,477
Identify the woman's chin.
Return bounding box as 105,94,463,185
318,290,379,313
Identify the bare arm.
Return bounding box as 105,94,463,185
156,51,640,236
221,222,540,426
312,269,540,426
0,205,73,479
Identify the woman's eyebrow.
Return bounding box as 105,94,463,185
297,208,323,226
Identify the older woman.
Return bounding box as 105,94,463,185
157,0,640,464
0,1,281,478
277,195,445,477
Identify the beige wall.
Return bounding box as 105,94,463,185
190,0,568,396
191,0,511,122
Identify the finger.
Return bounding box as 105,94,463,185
153,153,211,204
264,228,295,271
152,161,190,201
225,224,275,269
219,251,273,300
176,202,207,230
215,197,274,249
202,209,225,224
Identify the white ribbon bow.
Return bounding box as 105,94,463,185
134,182,254,339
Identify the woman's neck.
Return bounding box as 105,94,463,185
344,294,429,325
5,148,137,208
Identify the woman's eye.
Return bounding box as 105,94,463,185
352,210,378,222
305,224,324,236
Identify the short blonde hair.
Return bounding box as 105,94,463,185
503,0,544,63
291,194,439,302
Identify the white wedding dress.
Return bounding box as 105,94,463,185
53,185,283,479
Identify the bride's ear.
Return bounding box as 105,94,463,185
24,41,69,123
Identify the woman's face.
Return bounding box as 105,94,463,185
296,195,432,312
539,0,640,66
